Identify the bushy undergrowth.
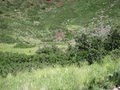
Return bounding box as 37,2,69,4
0,51,67,77
70,26,120,64
104,26,120,51
0,56,120,90
0,26,119,77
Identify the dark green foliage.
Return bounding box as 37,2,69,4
36,45,60,54
110,49,120,60
36,46,70,65
0,52,37,77
14,42,35,48
71,26,120,64
111,71,120,86
0,49,68,77
73,34,105,64
104,26,120,51
0,19,9,29
86,76,111,90
108,65,120,86
0,34,16,43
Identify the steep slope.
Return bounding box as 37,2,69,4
0,0,120,44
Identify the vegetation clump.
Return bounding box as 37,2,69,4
0,26,119,78
0,0,120,89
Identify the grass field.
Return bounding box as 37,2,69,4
0,43,38,55
0,43,68,55
0,56,119,90
0,0,120,44
0,0,120,90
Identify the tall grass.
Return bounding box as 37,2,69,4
0,56,119,90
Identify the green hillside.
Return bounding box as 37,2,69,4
0,0,120,45
0,0,120,90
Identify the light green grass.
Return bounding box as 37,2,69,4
0,43,38,55
0,56,119,90
0,43,68,55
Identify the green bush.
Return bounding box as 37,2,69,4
0,50,69,77
104,26,120,51
36,45,60,54
110,49,120,60
71,26,120,64
73,33,105,64
0,26,119,77
108,65,120,86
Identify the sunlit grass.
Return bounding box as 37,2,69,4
0,43,38,55
0,56,119,90
0,43,68,55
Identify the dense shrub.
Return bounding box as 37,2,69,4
110,70,120,86
70,26,120,64
0,26,119,77
108,63,120,87
36,46,71,65
36,45,60,55
0,50,69,77
72,34,105,64
104,26,120,51
110,49,120,60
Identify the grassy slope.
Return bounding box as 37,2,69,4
0,0,120,54
0,56,119,90
0,0,120,43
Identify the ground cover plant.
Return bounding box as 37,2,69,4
0,26,120,89
0,56,120,90
0,26,119,76
0,0,120,90
0,0,120,44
